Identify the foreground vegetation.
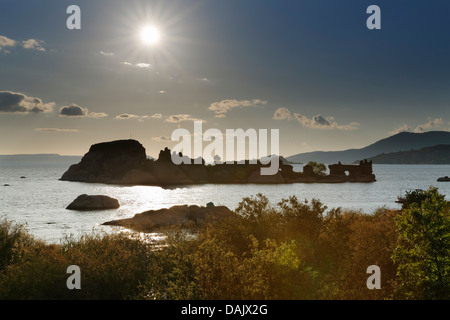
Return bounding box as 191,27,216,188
0,187,448,300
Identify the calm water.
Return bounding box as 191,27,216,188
1,164,450,243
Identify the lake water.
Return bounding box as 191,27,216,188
1,164,450,243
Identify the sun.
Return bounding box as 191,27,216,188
140,26,161,45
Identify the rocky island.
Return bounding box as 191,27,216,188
60,139,376,185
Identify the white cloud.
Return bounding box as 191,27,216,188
152,135,171,142
60,104,108,118
22,39,46,52
115,113,162,122
35,128,79,133
88,112,108,119
273,107,292,120
0,91,54,114
389,124,412,136
273,107,359,131
209,99,267,116
389,117,447,135
121,61,153,69
135,63,151,69
0,35,16,52
166,114,204,123
100,51,114,57
414,117,444,133
0,35,46,53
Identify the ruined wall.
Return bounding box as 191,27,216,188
328,160,374,178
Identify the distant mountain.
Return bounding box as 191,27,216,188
286,131,450,164
365,144,450,164
0,154,82,167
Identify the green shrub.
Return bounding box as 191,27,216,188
0,218,37,271
1,189,448,300
393,187,450,299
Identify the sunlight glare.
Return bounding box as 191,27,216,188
140,26,161,45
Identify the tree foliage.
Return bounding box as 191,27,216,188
1,189,449,300
393,187,450,299
307,161,327,176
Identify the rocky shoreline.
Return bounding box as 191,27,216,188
60,139,376,186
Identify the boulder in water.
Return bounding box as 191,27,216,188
66,194,120,211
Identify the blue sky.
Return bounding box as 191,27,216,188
0,0,449,157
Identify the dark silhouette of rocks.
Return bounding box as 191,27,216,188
248,170,285,183
158,147,172,163
66,194,120,211
60,139,376,186
121,169,158,185
60,140,146,183
437,176,450,182
102,204,233,233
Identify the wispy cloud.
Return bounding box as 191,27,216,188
389,124,411,135
166,114,205,123
0,35,16,53
100,51,114,57
22,39,46,52
273,107,359,131
0,91,54,114
152,135,171,142
209,99,267,117
135,63,151,69
121,61,152,69
0,35,47,53
88,112,109,119
390,117,447,135
35,128,79,133
414,117,445,133
115,113,162,122
59,104,108,118
273,107,292,121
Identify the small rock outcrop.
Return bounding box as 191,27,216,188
66,194,120,211
102,205,233,232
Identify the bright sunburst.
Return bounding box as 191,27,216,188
140,26,161,45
